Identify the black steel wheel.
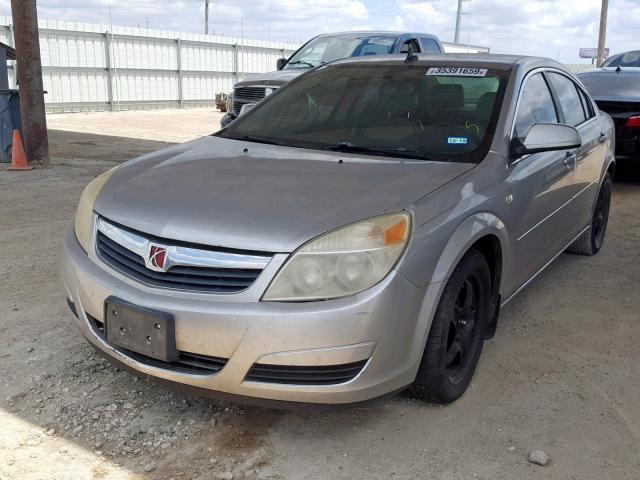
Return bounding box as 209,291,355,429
410,249,491,403
591,174,612,252
567,173,612,256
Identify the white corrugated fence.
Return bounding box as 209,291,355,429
0,17,299,113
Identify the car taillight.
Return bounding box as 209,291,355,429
624,115,640,129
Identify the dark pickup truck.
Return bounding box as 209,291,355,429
220,31,443,127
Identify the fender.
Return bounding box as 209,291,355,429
404,212,511,376
429,212,510,290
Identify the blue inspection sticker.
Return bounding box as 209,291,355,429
447,136,468,145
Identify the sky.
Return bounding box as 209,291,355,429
0,0,637,63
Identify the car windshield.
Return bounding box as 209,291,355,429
218,63,508,163
283,35,398,70
602,50,640,68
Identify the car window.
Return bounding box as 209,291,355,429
400,39,420,54
514,73,558,139
420,38,441,54
602,50,640,68
577,86,595,119
283,35,397,69
219,63,509,164
546,72,587,127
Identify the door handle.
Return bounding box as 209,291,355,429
598,132,607,143
563,151,576,167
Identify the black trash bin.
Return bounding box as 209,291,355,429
0,88,21,163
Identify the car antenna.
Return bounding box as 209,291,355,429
404,44,419,63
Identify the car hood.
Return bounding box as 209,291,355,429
94,136,474,253
235,68,308,88
578,68,640,103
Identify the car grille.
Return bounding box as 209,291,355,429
233,86,266,115
245,360,368,385
88,315,227,375
96,219,270,294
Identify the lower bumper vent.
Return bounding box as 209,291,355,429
245,360,368,385
87,315,227,375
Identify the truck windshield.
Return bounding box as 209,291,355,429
219,63,508,163
283,35,398,69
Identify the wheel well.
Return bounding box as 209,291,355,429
607,161,616,180
470,235,502,294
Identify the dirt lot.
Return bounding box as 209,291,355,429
1,108,639,480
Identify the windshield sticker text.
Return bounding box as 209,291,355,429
447,137,469,145
426,67,488,77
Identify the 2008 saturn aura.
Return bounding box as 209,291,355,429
62,54,615,406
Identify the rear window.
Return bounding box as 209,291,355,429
603,50,640,68
219,63,509,163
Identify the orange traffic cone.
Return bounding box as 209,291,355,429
8,129,33,171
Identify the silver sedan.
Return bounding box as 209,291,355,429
62,54,615,406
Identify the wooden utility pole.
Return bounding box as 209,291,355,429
454,0,470,43
205,0,210,35
10,0,49,167
596,0,608,67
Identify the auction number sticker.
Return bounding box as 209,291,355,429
426,67,488,77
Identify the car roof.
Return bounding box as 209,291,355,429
328,53,570,72
315,31,439,40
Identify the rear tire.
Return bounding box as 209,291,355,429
567,173,612,256
409,249,491,403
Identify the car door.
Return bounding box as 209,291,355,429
545,71,601,236
504,71,581,292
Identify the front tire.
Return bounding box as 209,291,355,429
410,249,491,403
567,173,612,256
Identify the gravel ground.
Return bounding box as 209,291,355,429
1,109,639,480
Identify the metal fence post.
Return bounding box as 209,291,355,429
176,38,183,108
233,43,239,83
104,31,114,111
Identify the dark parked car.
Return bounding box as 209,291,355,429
578,50,640,169
220,31,443,127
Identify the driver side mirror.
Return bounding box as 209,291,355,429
276,58,287,70
510,123,581,159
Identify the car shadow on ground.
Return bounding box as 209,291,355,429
47,129,176,164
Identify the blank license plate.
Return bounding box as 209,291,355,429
104,296,177,362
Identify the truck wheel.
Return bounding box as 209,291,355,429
410,249,491,403
567,173,612,256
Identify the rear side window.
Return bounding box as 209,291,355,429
421,38,441,53
546,72,587,127
577,87,595,119
514,73,558,139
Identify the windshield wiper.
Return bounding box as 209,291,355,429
321,142,431,160
234,134,285,146
287,60,315,68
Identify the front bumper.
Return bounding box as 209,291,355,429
61,223,436,405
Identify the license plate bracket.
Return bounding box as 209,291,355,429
104,296,177,362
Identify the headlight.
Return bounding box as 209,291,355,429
74,166,118,252
225,92,234,114
263,212,411,302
